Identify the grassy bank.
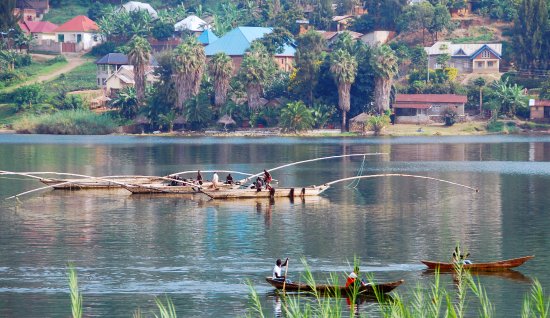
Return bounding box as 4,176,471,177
42,3,89,24
12,110,117,134
0,58,68,94
48,61,97,92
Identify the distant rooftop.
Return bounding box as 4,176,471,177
95,52,158,66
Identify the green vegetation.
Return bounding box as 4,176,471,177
67,263,82,318
12,110,117,134
279,101,315,133
0,58,68,93
42,3,88,24
487,120,520,133
48,61,97,92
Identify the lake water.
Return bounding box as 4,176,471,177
0,134,549,317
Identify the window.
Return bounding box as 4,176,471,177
97,78,100,85
395,108,416,116
57,34,64,42
545,106,550,118
477,61,484,68
76,34,82,43
488,61,494,67
481,50,490,58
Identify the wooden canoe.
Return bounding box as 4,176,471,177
200,185,330,199
421,255,534,272
123,182,237,194
39,177,165,189
265,277,404,296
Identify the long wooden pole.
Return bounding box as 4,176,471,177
282,259,289,293
238,153,388,184
324,174,479,192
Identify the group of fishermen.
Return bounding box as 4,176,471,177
168,169,272,190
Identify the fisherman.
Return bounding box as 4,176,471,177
263,169,272,189
212,172,219,189
272,258,289,282
452,245,472,264
196,170,203,185
226,173,234,185
346,266,367,288
255,177,263,192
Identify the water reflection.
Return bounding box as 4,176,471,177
1,135,550,317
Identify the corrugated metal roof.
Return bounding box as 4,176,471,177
120,1,158,18
424,41,502,57
395,94,467,103
95,53,158,66
174,15,209,32
204,26,295,57
197,29,218,45
393,103,432,109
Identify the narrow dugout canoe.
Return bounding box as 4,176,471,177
265,277,404,296
421,255,534,271
39,177,165,189
200,185,330,199
123,182,236,194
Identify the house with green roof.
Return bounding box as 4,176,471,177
204,26,295,72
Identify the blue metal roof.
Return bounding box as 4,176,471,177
469,44,502,60
204,26,295,57
197,29,219,45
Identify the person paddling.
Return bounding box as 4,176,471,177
346,266,367,287
272,258,289,282
263,169,272,189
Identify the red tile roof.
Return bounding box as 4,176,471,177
54,15,99,32
533,100,550,107
393,103,432,109
19,20,58,33
395,94,467,104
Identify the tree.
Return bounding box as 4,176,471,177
208,52,234,108
370,45,398,113
110,87,139,119
279,101,315,132
428,4,454,42
310,0,334,30
172,37,206,110
513,0,549,71
258,27,294,54
12,84,44,110
398,2,434,46
239,42,276,110
0,0,21,35
473,77,486,115
127,35,152,104
330,49,358,132
490,79,528,117
293,30,326,105
152,20,175,40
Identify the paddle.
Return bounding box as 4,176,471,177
282,258,289,293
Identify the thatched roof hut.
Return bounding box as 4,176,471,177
349,113,371,133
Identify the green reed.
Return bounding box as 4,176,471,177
66,263,82,318
13,110,117,134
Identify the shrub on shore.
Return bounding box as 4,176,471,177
12,110,117,135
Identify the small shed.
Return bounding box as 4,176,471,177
349,113,371,133
529,99,550,121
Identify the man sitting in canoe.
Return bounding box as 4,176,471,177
272,258,289,282
452,245,472,264
225,174,233,184
346,266,367,288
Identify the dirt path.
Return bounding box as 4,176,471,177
2,54,91,93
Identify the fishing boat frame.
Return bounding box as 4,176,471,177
265,277,404,296
421,255,534,272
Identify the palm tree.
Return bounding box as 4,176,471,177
370,45,398,113
172,37,206,110
279,101,315,133
208,52,234,108
127,35,152,104
239,42,275,110
473,77,486,116
110,87,139,119
330,49,357,132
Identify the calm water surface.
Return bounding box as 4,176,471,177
0,134,549,317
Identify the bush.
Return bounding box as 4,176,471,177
367,114,390,135
90,42,121,57
14,54,32,67
279,101,314,132
46,55,68,65
12,84,45,110
443,108,458,126
12,110,118,134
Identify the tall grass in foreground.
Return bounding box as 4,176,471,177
67,263,82,318
12,110,117,134
245,258,550,318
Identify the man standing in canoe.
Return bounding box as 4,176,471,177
196,170,203,185
272,258,289,282
263,169,272,189
212,172,219,189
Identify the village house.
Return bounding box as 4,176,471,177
174,15,210,35
529,99,550,121
104,65,158,98
392,94,467,124
197,29,218,46
424,41,502,74
95,52,158,87
18,20,58,44
54,15,102,53
204,27,295,72
119,1,158,18
15,0,49,21
360,31,395,46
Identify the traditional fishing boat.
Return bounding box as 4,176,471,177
265,277,404,296
200,185,330,199
122,182,237,194
421,255,534,272
39,176,165,189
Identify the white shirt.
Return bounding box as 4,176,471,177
212,173,219,184
272,265,282,279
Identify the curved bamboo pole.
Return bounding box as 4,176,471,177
168,170,254,178
324,174,479,192
238,153,388,184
